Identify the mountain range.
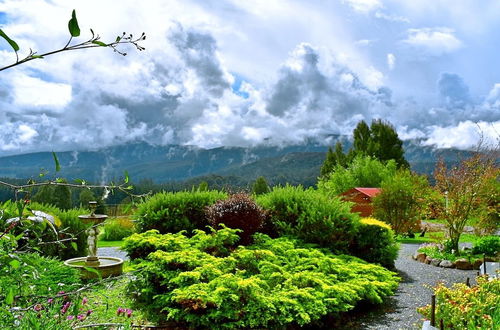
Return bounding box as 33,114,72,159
0,139,469,187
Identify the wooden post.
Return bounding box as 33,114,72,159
483,254,486,275
431,294,436,327
440,319,444,330
465,277,470,287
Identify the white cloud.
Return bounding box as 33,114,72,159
423,120,500,150
12,75,72,109
387,53,396,70
344,0,382,13
0,0,498,154
374,11,410,23
18,124,38,143
403,27,463,56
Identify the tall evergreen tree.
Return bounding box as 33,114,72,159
352,120,372,155
252,176,270,195
369,119,409,168
351,119,409,169
320,147,336,177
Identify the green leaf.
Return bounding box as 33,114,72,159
68,9,80,37
124,170,129,184
5,287,14,305
71,242,78,251
52,151,61,172
92,40,107,47
9,259,20,269
31,55,44,59
83,266,102,280
0,29,19,51
115,36,121,42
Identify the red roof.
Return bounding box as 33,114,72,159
352,187,381,197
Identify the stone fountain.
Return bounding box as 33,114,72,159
64,201,123,279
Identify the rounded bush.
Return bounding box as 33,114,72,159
205,194,265,244
100,217,136,241
350,217,399,268
472,235,500,257
256,185,359,254
135,190,227,234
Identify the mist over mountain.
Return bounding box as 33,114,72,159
0,139,471,187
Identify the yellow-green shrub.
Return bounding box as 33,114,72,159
350,217,399,268
127,228,399,328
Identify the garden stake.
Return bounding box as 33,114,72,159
483,254,486,275
440,319,444,330
465,277,470,287
431,294,436,327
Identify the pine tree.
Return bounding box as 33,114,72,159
252,176,270,195
320,147,336,177
351,119,409,169
369,119,409,168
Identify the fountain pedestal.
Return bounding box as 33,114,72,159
64,201,123,279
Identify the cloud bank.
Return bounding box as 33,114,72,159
0,0,499,156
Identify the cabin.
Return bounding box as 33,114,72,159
341,187,381,217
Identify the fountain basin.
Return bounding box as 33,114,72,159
64,256,124,280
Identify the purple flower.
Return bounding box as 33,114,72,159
77,314,85,321
33,304,43,312
82,297,88,305
67,315,74,320
86,309,93,316
61,302,71,314
47,298,54,304
117,307,125,315
126,309,133,318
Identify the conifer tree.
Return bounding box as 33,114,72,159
252,176,270,195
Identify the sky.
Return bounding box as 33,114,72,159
0,0,499,156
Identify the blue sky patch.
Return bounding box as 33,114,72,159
231,73,250,99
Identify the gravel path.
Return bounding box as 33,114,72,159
97,246,129,261
351,243,477,330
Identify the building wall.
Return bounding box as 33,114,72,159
341,190,374,217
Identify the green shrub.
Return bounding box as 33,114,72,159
128,228,399,328
418,276,499,329
28,202,90,259
205,194,265,244
100,217,136,241
472,235,500,257
134,190,227,234
256,185,358,254
351,217,399,268
123,226,241,260
0,201,89,259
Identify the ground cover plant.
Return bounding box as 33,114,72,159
418,276,500,329
417,235,499,264
125,227,399,328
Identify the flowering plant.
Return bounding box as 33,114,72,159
418,276,499,329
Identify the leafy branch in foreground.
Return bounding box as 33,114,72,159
0,9,146,72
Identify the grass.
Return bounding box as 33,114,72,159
72,276,150,327
97,240,124,248
396,232,480,244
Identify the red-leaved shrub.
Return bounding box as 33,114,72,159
205,194,265,244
